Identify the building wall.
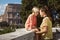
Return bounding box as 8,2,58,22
0,16,2,22
0,4,22,26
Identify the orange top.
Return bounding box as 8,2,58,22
25,14,37,30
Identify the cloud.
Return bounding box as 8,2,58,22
0,4,7,15
14,2,21,4
0,6,1,9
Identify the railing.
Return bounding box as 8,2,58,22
0,28,60,40
0,28,34,40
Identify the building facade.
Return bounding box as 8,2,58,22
0,16,3,22
0,4,22,26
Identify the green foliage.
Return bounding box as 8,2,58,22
0,24,16,35
20,0,48,24
48,0,60,11
20,0,60,27
0,27,15,35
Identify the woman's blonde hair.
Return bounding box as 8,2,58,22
32,7,39,13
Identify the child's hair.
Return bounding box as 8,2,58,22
32,7,39,13
40,7,52,21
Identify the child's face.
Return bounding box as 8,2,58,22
34,12,39,16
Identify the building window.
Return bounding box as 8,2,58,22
9,19,12,25
14,13,19,18
8,13,13,18
10,20,12,25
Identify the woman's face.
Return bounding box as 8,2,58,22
40,10,45,17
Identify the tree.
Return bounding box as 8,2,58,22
48,0,60,12
20,0,48,25
48,0,60,27
20,0,60,27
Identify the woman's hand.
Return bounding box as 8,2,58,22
36,31,46,36
32,28,39,32
36,32,41,34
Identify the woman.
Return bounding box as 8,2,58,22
25,7,39,31
35,7,53,40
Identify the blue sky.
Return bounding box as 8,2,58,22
0,0,22,15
